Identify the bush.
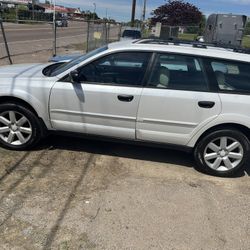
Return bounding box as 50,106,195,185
244,22,250,35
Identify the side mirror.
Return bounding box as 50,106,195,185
69,69,80,83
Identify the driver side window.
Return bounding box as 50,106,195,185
77,52,151,86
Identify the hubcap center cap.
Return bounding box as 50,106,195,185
220,150,226,157
11,124,18,132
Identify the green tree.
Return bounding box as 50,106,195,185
151,0,202,26
83,11,99,21
244,21,250,35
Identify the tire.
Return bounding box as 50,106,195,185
0,103,43,150
194,129,250,177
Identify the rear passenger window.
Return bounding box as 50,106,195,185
148,54,208,91
211,60,250,92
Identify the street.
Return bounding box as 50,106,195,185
0,21,120,65
0,22,87,43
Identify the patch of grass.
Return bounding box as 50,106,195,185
178,33,197,41
242,36,250,48
71,43,87,51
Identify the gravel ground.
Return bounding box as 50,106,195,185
0,135,250,250
0,46,82,66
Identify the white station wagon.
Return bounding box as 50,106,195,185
0,39,250,177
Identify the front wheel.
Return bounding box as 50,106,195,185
0,103,43,150
194,129,250,177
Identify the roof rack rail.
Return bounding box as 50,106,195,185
135,38,250,55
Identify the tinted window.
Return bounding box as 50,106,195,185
122,30,141,39
77,52,150,86
211,60,250,92
148,54,208,91
50,46,108,76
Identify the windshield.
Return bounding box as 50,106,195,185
49,46,108,77
122,30,141,39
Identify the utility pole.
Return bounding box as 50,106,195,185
93,3,96,20
32,0,35,20
142,0,146,22
131,0,136,27
53,0,57,56
141,0,147,32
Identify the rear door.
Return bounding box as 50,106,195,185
136,53,222,146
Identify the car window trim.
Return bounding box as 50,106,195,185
202,57,219,92
58,49,250,93
60,51,153,87
144,52,211,92
141,52,156,87
205,57,250,95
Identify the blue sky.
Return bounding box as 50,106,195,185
54,0,250,21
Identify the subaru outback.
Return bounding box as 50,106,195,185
0,39,250,177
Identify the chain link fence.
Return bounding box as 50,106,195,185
1,19,250,66
0,19,122,66
150,24,250,47
86,21,121,52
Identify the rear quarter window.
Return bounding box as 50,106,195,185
211,60,250,92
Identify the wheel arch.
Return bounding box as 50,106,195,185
0,96,48,132
193,123,250,149
0,96,39,116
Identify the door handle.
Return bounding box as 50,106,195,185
117,95,134,102
198,101,215,109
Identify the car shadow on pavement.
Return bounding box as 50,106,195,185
40,134,250,178
42,134,195,168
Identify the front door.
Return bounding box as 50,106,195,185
50,51,151,140
136,53,222,145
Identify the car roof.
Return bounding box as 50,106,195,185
108,40,250,63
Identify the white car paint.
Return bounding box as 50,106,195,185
50,82,142,139
0,40,250,150
0,63,57,129
187,93,250,147
137,89,221,145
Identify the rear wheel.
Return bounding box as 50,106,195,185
194,129,250,177
0,103,43,150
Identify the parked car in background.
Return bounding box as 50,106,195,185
120,27,142,40
0,40,250,177
56,19,68,27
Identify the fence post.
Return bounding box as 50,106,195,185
107,22,110,43
53,21,57,56
118,24,122,40
104,20,108,44
86,21,90,52
15,4,19,23
0,19,12,65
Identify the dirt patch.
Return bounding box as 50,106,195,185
0,135,250,249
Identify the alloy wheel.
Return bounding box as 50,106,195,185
204,136,244,172
0,111,32,146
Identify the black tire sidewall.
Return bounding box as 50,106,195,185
194,129,250,177
0,103,42,150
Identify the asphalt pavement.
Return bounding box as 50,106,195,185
0,22,87,44
0,21,120,65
